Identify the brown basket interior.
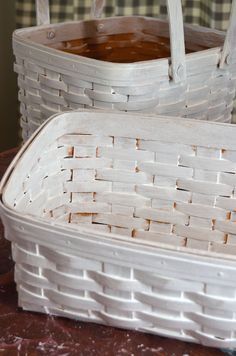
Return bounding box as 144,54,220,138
20,17,225,63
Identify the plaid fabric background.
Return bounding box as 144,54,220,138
16,0,232,31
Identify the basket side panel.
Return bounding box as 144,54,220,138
11,236,236,347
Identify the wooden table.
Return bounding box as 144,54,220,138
0,148,230,355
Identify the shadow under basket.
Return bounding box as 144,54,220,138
1,110,236,348
13,0,236,141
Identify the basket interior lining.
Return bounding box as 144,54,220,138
11,124,236,257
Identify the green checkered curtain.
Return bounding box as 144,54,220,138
16,0,232,31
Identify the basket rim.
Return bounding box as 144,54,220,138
13,15,225,69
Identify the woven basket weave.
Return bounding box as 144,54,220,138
13,0,236,141
1,110,236,347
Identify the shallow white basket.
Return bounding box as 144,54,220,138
1,110,236,347
14,0,236,141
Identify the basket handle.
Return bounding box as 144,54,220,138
91,0,105,19
36,0,50,26
220,0,236,67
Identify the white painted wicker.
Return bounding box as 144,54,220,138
1,110,236,347
14,0,236,141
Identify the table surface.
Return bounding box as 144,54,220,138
0,148,231,356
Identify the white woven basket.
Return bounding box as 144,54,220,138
14,0,236,141
1,110,236,347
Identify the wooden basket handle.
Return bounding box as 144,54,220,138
220,0,236,67
91,0,105,19
36,0,50,26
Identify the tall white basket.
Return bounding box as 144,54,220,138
13,0,236,141
1,110,236,348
